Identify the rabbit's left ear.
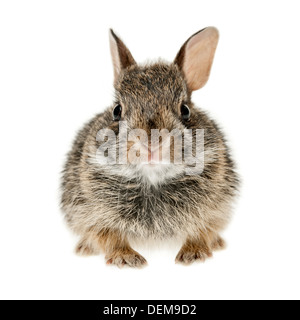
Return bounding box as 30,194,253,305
174,27,219,91
109,29,136,84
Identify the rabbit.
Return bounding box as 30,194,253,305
61,27,239,268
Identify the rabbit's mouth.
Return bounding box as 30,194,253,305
131,140,172,166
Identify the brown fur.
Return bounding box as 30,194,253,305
176,232,226,265
61,28,239,267
75,228,147,268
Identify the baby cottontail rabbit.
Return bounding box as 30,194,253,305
61,27,239,268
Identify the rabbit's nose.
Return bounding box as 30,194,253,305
140,142,160,164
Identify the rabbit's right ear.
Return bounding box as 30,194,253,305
109,29,136,84
174,27,219,91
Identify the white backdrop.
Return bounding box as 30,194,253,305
0,0,299,300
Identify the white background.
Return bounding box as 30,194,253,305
0,0,299,300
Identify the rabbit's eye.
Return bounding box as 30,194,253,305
181,104,190,120
113,104,122,121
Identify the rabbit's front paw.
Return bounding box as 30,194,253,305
106,248,147,269
75,240,99,256
211,236,226,251
175,243,213,265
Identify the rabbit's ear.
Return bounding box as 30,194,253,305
174,27,219,91
109,29,136,83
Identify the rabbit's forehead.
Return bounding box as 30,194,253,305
116,63,188,104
